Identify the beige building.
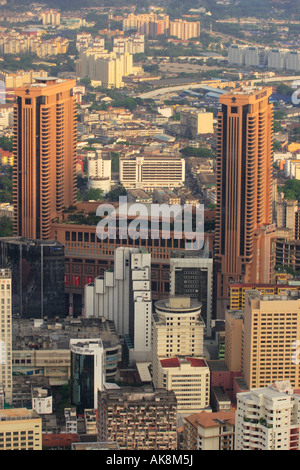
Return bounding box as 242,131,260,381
0,269,12,406
156,357,210,414
180,108,214,138
183,411,235,450
77,50,133,88
0,408,42,450
228,290,300,390
152,296,206,406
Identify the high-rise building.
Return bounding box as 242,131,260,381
152,297,205,380
87,150,112,195
0,269,12,405
70,338,105,411
0,408,42,450
97,386,177,450
0,237,65,319
235,381,300,450
84,247,152,362
77,50,133,88
13,77,77,240
214,87,275,306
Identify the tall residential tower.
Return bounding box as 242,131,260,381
13,77,77,240
214,87,275,308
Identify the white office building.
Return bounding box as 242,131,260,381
87,150,112,195
84,247,152,362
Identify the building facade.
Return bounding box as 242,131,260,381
70,338,105,411
169,247,213,337
214,87,275,305
84,247,152,362
0,237,65,318
97,386,177,450
242,290,300,390
183,410,235,450
119,154,185,190
235,381,300,450
0,269,12,405
0,408,42,450
13,77,77,240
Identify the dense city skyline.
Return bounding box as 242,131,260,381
0,0,299,454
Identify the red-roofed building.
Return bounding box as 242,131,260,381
157,356,210,415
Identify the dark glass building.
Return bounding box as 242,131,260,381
0,237,65,318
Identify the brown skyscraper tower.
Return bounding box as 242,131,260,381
215,87,276,307
13,77,77,240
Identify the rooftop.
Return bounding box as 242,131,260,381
160,357,207,368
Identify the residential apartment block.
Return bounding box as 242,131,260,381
77,50,133,88
119,154,185,190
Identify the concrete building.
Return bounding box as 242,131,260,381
32,387,53,415
122,13,169,37
152,296,205,389
170,247,213,337
40,9,61,26
87,150,111,195
0,237,65,319
84,247,152,362
13,77,77,240
12,316,121,387
180,108,214,138
77,50,133,88
0,268,12,405
183,410,235,450
0,408,42,450
113,34,145,55
214,87,275,306
119,154,185,190
235,381,300,450
97,386,177,450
